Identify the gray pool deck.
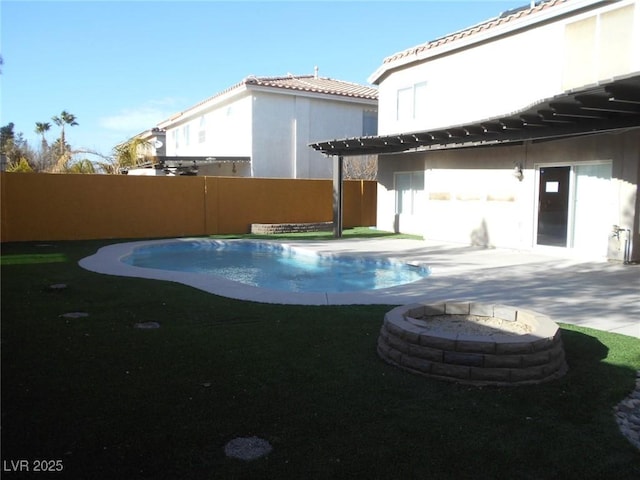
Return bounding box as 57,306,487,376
79,237,640,339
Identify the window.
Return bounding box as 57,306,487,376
172,129,179,149
562,4,634,89
198,116,206,143
396,87,412,121
395,171,424,214
183,125,190,147
413,82,428,120
396,82,428,121
363,110,378,136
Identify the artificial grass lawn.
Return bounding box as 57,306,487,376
1,234,639,479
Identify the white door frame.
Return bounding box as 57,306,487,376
533,160,613,257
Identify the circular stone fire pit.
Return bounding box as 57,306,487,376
377,301,567,385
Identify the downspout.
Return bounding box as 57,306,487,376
624,228,633,265
292,116,297,179
612,225,633,264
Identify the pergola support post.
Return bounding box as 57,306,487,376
332,155,344,238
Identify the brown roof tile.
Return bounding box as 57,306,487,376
160,74,377,125
382,0,568,65
246,75,378,100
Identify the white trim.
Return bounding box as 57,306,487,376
533,160,613,259
248,85,377,106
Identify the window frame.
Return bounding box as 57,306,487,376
183,124,190,147
394,171,424,215
198,116,206,143
396,82,428,121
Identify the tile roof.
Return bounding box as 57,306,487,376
245,75,378,100
382,0,569,65
160,74,377,125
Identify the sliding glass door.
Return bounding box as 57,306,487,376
572,163,613,254
536,162,612,256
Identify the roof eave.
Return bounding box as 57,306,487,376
157,83,250,129
248,84,377,104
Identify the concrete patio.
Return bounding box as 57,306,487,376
303,238,639,339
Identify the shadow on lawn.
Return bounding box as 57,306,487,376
540,326,637,427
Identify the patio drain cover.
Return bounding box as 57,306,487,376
61,312,89,318
224,436,272,461
134,322,161,329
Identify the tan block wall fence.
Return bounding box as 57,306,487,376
0,173,376,242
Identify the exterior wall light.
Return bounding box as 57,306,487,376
513,164,524,181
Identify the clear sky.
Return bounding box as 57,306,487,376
1,0,526,160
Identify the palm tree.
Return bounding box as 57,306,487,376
67,158,95,174
52,111,78,157
34,122,51,150
110,137,152,173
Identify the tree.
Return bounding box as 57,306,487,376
101,137,152,174
1,124,35,171
344,154,378,180
6,157,33,173
33,121,55,171
66,158,95,174
52,111,78,157
1,122,15,153
35,122,51,150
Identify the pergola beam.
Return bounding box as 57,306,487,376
309,75,640,158
332,155,344,238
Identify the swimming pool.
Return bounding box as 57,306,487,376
78,238,434,305
122,239,430,293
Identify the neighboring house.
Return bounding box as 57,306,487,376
129,72,377,178
118,127,168,175
312,0,640,262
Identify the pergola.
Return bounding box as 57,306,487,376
309,74,640,237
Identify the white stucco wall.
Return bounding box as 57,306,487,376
377,148,530,247
307,98,376,178
377,0,638,135
160,86,376,179
251,92,295,178
252,91,376,179
377,129,640,260
164,95,253,159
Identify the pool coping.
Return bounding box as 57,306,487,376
78,238,436,306
78,237,640,338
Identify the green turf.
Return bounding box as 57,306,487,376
208,225,423,241
1,235,639,479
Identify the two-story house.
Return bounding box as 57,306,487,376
130,72,377,178
312,0,640,262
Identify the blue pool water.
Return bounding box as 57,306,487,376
122,240,430,293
